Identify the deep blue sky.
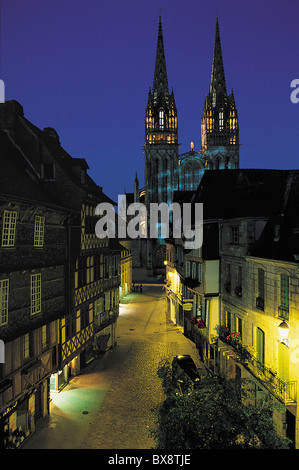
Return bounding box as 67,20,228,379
1,0,299,202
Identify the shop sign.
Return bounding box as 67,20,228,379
183,303,193,311
0,401,18,419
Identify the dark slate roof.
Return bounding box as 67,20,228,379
21,114,115,206
193,169,299,262
173,190,195,204
193,169,299,221
252,173,299,262
0,131,67,210
108,237,127,252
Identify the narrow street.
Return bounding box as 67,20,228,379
21,286,203,449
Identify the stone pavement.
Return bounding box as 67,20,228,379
21,287,204,449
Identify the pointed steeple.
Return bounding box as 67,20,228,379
153,16,169,105
209,18,227,99
145,16,177,147
201,18,239,169
134,172,139,203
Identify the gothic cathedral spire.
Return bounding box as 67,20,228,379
201,18,239,169
144,16,178,208
210,18,227,99
145,16,178,149
153,16,169,106
143,16,179,270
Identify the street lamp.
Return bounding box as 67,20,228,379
278,320,290,346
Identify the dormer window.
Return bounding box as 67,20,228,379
81,169,86,184
41,163,55,180
229,226,240,244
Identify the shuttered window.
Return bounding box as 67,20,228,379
256,327,265,365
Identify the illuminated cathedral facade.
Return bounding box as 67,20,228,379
134,17,239,272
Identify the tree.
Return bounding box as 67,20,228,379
150,360,291,449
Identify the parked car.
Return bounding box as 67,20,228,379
172,355,200,385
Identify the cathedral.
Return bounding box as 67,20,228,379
133,17,239,273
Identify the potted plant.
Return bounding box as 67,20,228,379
196,319,206,329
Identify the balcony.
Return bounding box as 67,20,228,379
246,355,297,405
217,333,297,405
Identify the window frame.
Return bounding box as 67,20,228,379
231,226,240,244
2,210,17,247
34,215,45,247
42,324,49,350
256,327,265,365
159,110,164,130
31,273,41,315
23,333,30,360
0,279,9,326
279,273,289,320
256,268,265,310
186,260,191,278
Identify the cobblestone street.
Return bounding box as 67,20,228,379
22,286,203,449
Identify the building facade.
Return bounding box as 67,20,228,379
0,100,126,448
0,126,68,448
166,169,299,448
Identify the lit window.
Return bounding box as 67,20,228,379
23,333,30,360
219,111,224,131
31,273,41,315
94,297,103,325
42,325,48,349
0,279,9,326
2,210,17,247
159,110,164,129
34,215,45,247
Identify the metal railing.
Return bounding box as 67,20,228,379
245,355,297,405
218,335,297,405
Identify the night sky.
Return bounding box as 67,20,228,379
1,0,299,202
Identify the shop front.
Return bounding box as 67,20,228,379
50,355,80,392
0,379,48,449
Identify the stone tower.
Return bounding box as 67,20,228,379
201,19,239,169
144,16,178,210
143,17,179,271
